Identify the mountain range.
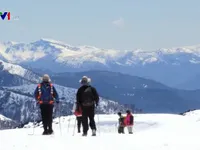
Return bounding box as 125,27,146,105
1,58,200,114
50,71,200,113
1,39,200,89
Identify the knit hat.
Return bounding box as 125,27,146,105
42,74,51,82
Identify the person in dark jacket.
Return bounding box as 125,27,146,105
34,74,59,135
76,76,99,136
117,112,125,134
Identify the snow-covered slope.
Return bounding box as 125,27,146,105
1,112,200,150
0,59,40,83
0,84,127,124
0,114,12,121
0,114,19,129
182,109,200,122
1,39,200,87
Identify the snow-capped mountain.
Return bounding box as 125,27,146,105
1,39,200,88
0,84,127,124
0,114,19,129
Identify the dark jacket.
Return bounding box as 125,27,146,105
34,82,59,104
118,116,126,127
76,85,99,108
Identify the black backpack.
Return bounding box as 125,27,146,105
82,86,95,106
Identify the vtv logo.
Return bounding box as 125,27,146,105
0,12,10,20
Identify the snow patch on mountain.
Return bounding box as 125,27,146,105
0,114,12,121
0,59,40,83
182,109,200,122
0,60,26,76
0,114,19,129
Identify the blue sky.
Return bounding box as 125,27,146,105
0,0,200,51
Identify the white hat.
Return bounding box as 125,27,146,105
79,76,91,84
42,74,51,82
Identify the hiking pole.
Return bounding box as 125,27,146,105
29,102,36,135
58,102,62,136
67,114,72,133
32,102,37,135
72,117,77,136
96,107,100,135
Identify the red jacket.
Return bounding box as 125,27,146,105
73,103,82,117
74,109,82,117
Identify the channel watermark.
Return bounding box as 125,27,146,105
0,11,19,21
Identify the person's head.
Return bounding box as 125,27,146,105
79,76,91,86
126,110,131,114
42,74,51,83
117,112,122,116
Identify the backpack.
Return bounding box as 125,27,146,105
37,83,54,104
82,86,95,106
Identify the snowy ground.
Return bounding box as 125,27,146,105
1,111,200,150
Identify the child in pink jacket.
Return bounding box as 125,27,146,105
125,110,134,134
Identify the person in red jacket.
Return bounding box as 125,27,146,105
72,102,83,133
125,110,134,134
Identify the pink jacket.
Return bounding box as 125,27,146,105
126,114,134,126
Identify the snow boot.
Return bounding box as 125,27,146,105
82,132,87,136
42,130,48,135
48,129,54,135
78,128,81,133
92,129,96,136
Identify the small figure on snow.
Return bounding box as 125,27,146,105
72,102,83,133
76,76,99,136
125,110,134,134
117,112,125,134
34,74,59,135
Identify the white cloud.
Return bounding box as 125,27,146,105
112,17,125,28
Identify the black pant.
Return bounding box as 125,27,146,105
40,104,53,131
118,126,124,134
82,106,96,134
77,116,82,132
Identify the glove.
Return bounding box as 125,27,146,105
36,100,41,105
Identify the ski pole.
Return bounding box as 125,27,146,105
32,102,36,135
72,117,77,136
67,115,71,133
96,107,100,135
58,102,62,136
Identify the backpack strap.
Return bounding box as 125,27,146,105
50,83,53,96
49,83,54,104
37,84,42,104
